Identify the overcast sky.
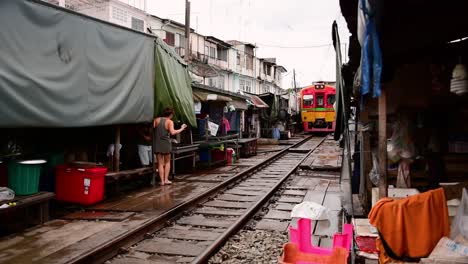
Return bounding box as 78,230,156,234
146,0,350,88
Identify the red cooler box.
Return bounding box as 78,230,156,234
55,164,107,205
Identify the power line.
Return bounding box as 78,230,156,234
256,42,348,49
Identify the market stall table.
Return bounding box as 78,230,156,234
171,143,199,179
0,192,54,235
236,137,258,157
196,134,239,168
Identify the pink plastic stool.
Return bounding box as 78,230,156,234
289,218,353,257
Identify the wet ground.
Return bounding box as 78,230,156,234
0,139,303,264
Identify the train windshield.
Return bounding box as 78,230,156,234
316,95,324,107
303,95,313,106
327,95,336,105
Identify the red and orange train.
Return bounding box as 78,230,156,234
300,83,336,133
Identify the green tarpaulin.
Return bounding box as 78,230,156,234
154,38,196,127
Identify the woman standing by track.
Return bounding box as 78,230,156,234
153,107,187,186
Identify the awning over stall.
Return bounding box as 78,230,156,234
0,0,155,127
246,94,269,108
192,90,232,102
228,100,248,110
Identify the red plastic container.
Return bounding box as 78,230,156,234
0,161,7,187
227,149,234,164
55,164,107,205
212,149,226,161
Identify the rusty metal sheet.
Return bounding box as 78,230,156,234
255,219,289,232
136,238,206,256
277,196,303,203
204,200,253,209
157,227,220,241
176,215,234,228
216,194,259,202
194,207,245,216
264,210,291,220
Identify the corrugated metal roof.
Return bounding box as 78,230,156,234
247,94,269,108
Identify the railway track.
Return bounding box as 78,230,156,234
74,136,327,264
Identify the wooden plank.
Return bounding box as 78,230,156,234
255,219,289,232
0,192,54,210
378,89,387,198
264,210,291,220
61,211,135,222
135,238,205,256
204,200,252,209
303,190,326,204
216,194,259,202
277,196,303,204
176,215,234,228
224,189,262,196
283,190,307,196
322,193,342,211
274,203,295,211
157,228,220,241
194,207,245,216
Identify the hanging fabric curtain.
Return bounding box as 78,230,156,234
359,0,383,98
153,38,197,127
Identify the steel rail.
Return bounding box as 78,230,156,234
191,136,327,264
71,136,315,264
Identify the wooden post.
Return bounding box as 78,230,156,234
378,90,387,198
360,108,373,209
113,126,121,172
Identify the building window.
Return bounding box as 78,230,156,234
209,78,217,88
262,84,269,93
240,79,252,93
207,47,216,58
217,47,228,62
218,75,225,89
178,34,186,48
246,55,253,70
131,17,144,32
164,31,175,46
112,7,127,24
264,65,272,76
237,52,241,65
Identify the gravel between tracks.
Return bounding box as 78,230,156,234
208,230,288,264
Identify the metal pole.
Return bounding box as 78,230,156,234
185,0,191,62
113,126,121,172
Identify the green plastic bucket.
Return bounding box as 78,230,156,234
8,160,46,195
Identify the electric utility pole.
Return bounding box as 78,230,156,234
185,0,191,62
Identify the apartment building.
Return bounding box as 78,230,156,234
44,0,147,32
43,0,287,96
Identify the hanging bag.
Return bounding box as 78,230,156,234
451,188,468,240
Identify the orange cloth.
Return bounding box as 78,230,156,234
368,188,450,263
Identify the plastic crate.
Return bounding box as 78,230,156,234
8,160,46,195
55,164,107,205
